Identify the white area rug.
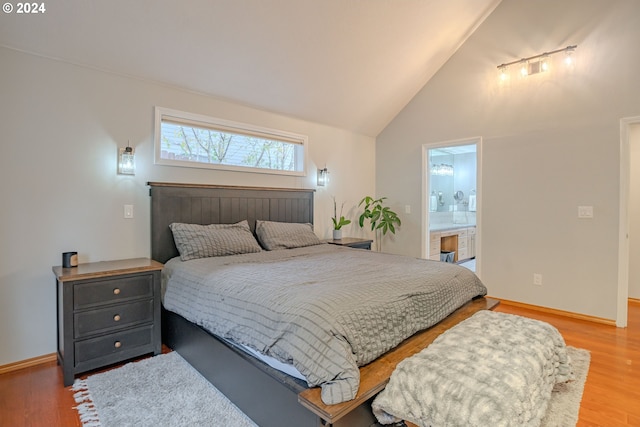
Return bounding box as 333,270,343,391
72,352,257,427
541,346,590,427
72,347,589,427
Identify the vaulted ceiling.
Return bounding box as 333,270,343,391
0,0,502,136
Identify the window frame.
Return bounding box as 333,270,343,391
154,107,307,177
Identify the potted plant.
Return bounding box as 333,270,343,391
332,197,351,240
358,196,401,251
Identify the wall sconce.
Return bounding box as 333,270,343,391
497,45,577,82
317,167,328,186
118,141,135,175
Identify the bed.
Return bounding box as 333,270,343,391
149,182,495,427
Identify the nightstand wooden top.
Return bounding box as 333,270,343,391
52,258,164,281
327,237,373,246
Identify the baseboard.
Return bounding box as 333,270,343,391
0,353,57,375
495,298,616,326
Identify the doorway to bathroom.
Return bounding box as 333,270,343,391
422,138,482,276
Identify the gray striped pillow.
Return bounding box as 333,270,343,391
169,220,262,261
255,220,322,250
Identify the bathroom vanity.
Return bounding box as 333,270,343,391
429,226,476,262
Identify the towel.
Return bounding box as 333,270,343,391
430,195,437,212
468,195,476,211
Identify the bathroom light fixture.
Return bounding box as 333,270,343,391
118,141,135,175
497,45,577,80
317,167,328,186
431,163,454,176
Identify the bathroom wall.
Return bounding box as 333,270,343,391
429,151,477,228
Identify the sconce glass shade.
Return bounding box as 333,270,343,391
564,48,575,67
519,61,529,77
540,55,550,72
317,167,328,186
118,146,135,175
498,65,509,82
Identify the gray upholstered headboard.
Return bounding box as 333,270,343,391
148,182,315,263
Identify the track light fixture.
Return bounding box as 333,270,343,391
497,45,577,81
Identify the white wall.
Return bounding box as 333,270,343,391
630,124,640,299
376,0,640,321
0,47,375,365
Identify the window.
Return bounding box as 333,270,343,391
154,107,306,176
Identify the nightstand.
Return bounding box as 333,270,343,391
327,237,373,250
53,258,163,386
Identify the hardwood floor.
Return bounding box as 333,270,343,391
0,302,638,427
495,300,640,427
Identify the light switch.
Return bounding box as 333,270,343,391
405,205,411,214
124,204,134,219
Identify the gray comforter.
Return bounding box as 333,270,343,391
162,244,487,405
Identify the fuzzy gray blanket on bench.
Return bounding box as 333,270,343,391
372,311,573,427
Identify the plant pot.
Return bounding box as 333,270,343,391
332,229,342,240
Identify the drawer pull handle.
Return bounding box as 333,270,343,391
113,314,121,322
113,288,121,295
114,341,122,348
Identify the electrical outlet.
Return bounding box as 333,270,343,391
533,273,542,286
405,205,411,214
578,206,593,218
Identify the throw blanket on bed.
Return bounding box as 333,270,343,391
372,310,573,427
162,244,487,405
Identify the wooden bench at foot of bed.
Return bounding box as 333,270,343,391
297,297,500,425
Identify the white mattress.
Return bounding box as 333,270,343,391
237,342,307,381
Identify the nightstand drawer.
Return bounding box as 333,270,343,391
74,274,153,309
348,241,372,249
74,299,154,339
74,325,155,364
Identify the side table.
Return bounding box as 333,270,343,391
327,237,373,250
53,258,163,386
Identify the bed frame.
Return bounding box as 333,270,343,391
149,181,497,427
